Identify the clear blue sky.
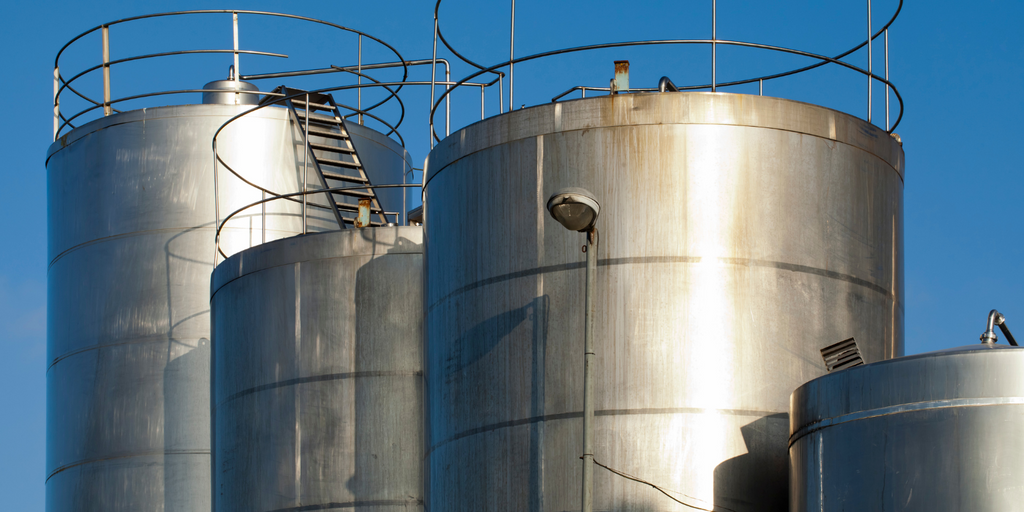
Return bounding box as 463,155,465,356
2,1,1021,509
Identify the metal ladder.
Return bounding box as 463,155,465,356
261,86,392,229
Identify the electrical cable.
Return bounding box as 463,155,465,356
593,458,738,512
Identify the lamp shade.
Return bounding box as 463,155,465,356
547,187,600,232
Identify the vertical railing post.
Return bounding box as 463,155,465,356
232,13,240,81
358,35,363,125
711,0,717,93
759,79,763,96
261,191,266,244
213,142,220,265
498,73,504,114
303,94,310,233
885,28,890,131
509,0,515,110
430,15,438,148
233,12,241,105
102,26,111,116
445,61,451,136
53,67,60,139
867,0,872,123
480,84,485,120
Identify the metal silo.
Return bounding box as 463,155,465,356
46,11,411,510
790,329,1024,511
210,227,425,511
45,97,321,511
423,93,905,511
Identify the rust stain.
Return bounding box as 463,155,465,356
355,199,372,228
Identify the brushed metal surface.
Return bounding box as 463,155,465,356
203,80,261,105
45,104,407,511
790,344,1024,512
423,92,905,512
346,122,416,223
211,227,424,512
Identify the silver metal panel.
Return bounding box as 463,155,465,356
210,227,424,512
423,93,905,511
203,80,260,105
346,122,414,223
45,104,399,511
790,344,1024,511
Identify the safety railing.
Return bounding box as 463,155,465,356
211,79,494,260
214,183,423,264
52,10,407,141
427,0,904,144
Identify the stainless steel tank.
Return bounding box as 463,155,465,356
422,92,905,511
210,227,424,512
790,343,1024,511
45,103,409,511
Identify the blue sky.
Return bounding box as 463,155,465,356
2,0,1021,509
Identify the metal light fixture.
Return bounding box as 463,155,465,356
547,187,600,232
547,186,600,512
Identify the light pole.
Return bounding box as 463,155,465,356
547,187,600,512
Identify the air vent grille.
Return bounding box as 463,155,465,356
821,337,865,372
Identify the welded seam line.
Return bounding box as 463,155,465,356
46,449,211,482
47,334,207,372
266,499,423,511
789,396,1024,447
427,406,783,456
220,370,423,406
428,255,896,312
424,121,903,188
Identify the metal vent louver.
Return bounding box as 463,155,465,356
820,337,864,372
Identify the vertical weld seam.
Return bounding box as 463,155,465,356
891,213,896,358
293,261,302,501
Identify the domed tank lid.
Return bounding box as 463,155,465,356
202,67,259,105
790,309,1024,443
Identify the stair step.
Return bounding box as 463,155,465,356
288,98,334,111
341,217,387,227
295,111,341,125
317,156,361,169
310,142,355,154
307,127,349,140
334,202,392,215
321,171,368,184
332,189,375,199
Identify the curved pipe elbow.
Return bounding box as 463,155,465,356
658,76,678,93
981,309,1017,346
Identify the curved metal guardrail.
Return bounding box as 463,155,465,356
427,0,904,144
52,10,408,140
214,183,423,262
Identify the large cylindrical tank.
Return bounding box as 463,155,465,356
45,103,409,511
423,92,905,511
210,227,424,511
790,343,1024,511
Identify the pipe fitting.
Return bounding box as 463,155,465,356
980,309,1018,346
658,76,679,93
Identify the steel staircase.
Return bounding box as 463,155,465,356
261,86,393,229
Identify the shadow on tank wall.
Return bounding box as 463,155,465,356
713,413,789,512
163,224,214,511
350,231,427,508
